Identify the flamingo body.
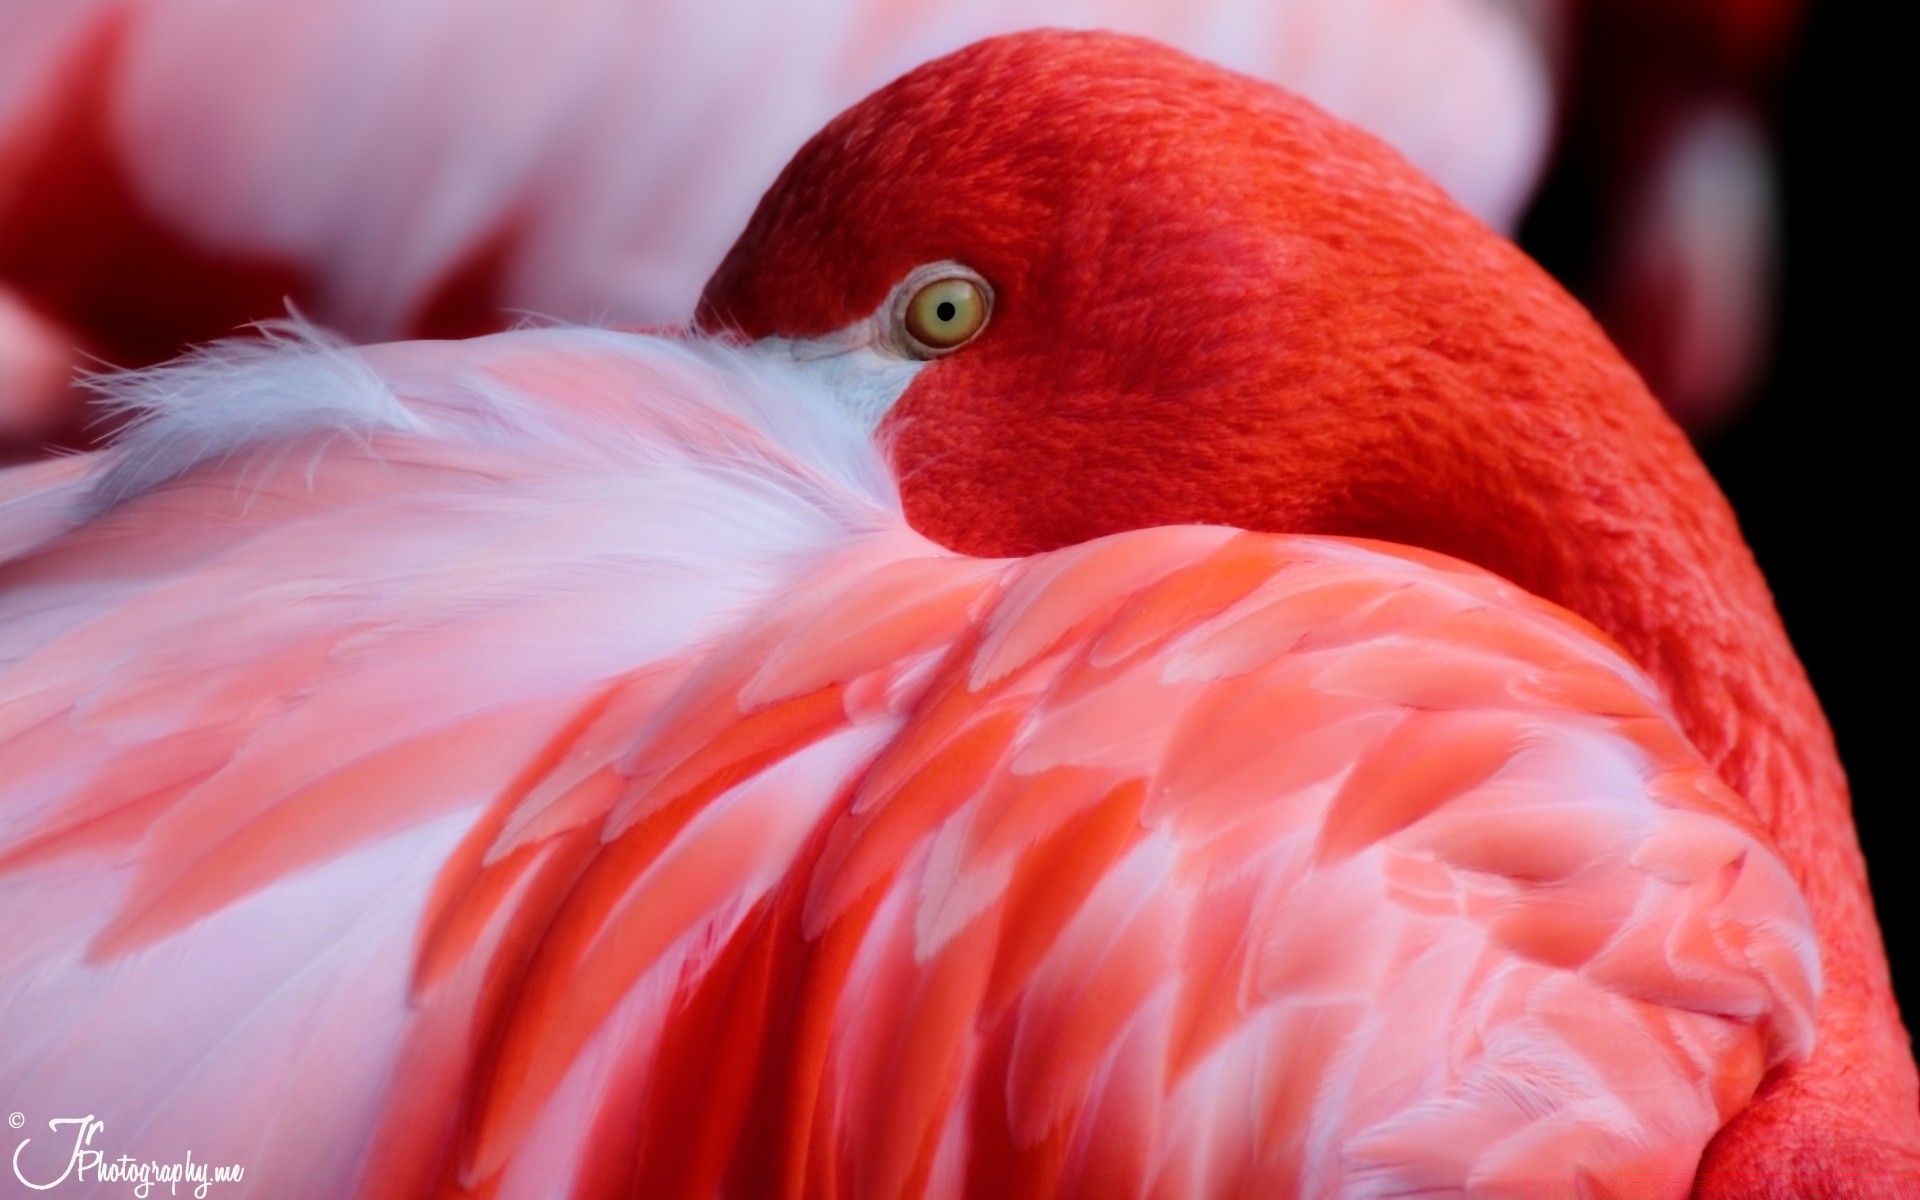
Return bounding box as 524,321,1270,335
0,326,1819,1197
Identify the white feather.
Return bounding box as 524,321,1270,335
78,318,900,526
83,317,422,512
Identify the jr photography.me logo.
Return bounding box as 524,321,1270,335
10,1112,245,1198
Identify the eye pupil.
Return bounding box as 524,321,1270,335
899,270,990,354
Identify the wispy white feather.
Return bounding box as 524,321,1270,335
77,318,901,530
83,317,420,511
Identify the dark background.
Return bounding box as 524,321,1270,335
1522,3,1912,1029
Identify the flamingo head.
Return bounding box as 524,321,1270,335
697,29,1714,639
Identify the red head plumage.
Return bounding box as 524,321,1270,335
701,31,1669,579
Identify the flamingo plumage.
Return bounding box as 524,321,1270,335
2,27,1912,1198
0,0,1549,447
0,320,1822,1199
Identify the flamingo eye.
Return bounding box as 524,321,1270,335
894,265,991,356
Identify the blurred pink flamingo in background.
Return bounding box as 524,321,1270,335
0,0,1553,450
0,1,1807,451
1537,0,1804,433
0,0,1552,450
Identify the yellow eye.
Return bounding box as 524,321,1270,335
902,275,988,353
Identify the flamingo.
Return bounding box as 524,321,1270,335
0,286,72,444
1538,0,1805,434
0,0,1550,448
2,28,1911,1197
